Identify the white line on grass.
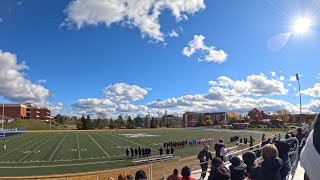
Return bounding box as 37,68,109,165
19,133,59,162
48,133,69,161
77,132,81,160
0,133,47,158
111,134,157,152
86,132,110,157
96,132,120,146
0,159,127,168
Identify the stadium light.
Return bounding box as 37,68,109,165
296,73,302,124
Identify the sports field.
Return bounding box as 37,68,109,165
0,128,277,177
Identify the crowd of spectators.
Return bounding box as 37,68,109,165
116,116,316,180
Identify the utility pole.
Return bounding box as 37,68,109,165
156,99,160,127
296,73,302,124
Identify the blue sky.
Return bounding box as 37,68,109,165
0,0,320,117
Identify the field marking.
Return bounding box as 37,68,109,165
19,133,59,162
1,134,37,145
86,132,110,157
77,133,81,160
96,132,120,146
111,134,157,152
48,133,69,161
0,159,127,168
0,133,48,158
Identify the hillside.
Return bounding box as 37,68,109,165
4,120,56,130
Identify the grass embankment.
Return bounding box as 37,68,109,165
4,120,56,130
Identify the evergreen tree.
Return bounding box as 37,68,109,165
126,115,133,129
150,117,157,128
86,115,94,129
117,115,124,128
80,115,86,129
109,119,114,129
133,115,142,127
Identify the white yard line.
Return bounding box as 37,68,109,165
86,132,110,157
0,133,47,158
19,133,59,162
48,133,69,161
111,134,157,152
96,132,120,146
77,133,81,160
0,159,127,168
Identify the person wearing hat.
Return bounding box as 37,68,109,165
229,156,247,180
300,114,320,180
208,157,231,180
135,170,147,180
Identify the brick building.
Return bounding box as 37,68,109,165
0,103,50,120
182,112,227,127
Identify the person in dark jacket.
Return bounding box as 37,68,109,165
214,139,225,159
198,145,213,179
138,147,142,158
253,144,283,180
208,157,231,180
159,147,163,156
275,141,291,180
242,151,257,179
229,156,247,180
135,170,147,180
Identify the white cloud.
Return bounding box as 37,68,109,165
301,83,320,97
183,35,227,63
168,30,179,38
0,18,3,23
104,83,149,102
279,75,285,81
289,76,296,81
316,73,320,79
62,0,205,41
271,72,276,77
288,83,292,87
0,50,49,102
72,98,113,109
36,79,47,84
115,104,148,112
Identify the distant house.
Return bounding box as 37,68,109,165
232,123,249,129
183,112,227,127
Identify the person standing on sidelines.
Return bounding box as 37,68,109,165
126,148,129,159
197,145,213,180
3,139,6,150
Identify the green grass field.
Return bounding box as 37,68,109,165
0,128,279,177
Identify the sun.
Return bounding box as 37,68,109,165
293,17,312,34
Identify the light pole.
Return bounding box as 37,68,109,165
156,99,160,127
296,73,302,124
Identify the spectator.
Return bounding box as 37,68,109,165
135,170,147,180
118,174,126,180
181,166,197,180
215,139,225,159
300,114,320,180
253,144,283,180
197,145,213,179
275,141,291,180
229,156,247,180
208,157,231,180
126,175,133,180
167,169,182,180
242,151,257,179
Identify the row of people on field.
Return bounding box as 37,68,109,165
126,147,152,159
